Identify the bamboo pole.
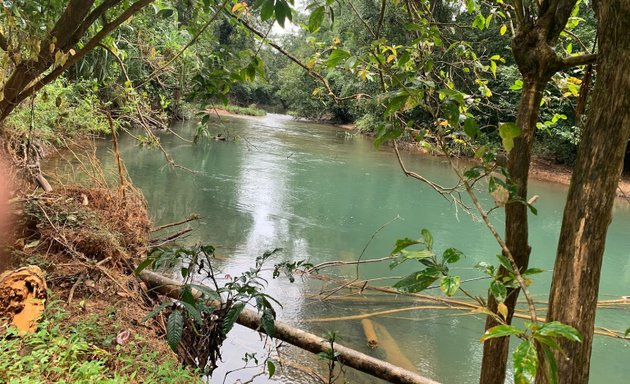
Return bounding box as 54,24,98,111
138,270,440,384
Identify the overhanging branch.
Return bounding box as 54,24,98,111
557,53,597,70
3,0,155,120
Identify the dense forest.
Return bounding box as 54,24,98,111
0,1,628,383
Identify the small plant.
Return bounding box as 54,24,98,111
318,331,342,384
0,302,198,383
389,228,464,296
135,245,283,374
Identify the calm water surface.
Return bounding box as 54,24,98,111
100,114,630,383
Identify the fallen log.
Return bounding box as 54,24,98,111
361,319,379,349
138,269,440,384
373,321,418,374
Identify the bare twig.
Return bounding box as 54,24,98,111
151,214,200,232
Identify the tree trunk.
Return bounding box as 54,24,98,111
478,1,584,378
540,1,630,382
479,77,547,384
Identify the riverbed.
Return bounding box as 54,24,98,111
101,113,630,383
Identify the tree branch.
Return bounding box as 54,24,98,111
139,269,439,384
346,0,376,38
70,0,124,49
0,31,8,52
2,0,155,120
376,0,387,38
236,17,369,102
556,53,597,70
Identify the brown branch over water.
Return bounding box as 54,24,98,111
138,270,440,384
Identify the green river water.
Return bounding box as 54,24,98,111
99,114,629,383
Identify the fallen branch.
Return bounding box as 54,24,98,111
361,319,379,349
138,270,440,384
149,227,193,247
151,214,200,232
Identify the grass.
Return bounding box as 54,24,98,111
0,301,200,384
222,104,267,116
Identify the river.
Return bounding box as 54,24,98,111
100,113,630,383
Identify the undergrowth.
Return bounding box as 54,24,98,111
5,78,110,146
0,301,199,384
222,104,267,116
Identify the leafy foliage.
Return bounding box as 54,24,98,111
0,303,198,383
135,245,285,373
390,228,463,296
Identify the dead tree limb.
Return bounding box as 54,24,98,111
138,270,440,384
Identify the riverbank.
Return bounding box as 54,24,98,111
334,121,630,199
0,145,199,382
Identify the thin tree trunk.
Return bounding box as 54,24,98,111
479,78,546,384
540,1,630,382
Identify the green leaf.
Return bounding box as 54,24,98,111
510,79,523,91
464,118,480,139
465,0,476,13
527,203,538,215
384,94,409,116
326,49,351,68
480,324,522,342
391,237,422,255
442,248,463,264
308,6,325,33
261,0,274,21
373,124,403,147
166,310,184,352
625,327,630,337
142,302,171,323
490,280,507,302
180,285,197,306
421,229,433,250
394,271,440,293
180,302,202,324
261,308,276,337
134,256,156,275
536,321,583,343
157,8,175,18
440,275,460,296
267,360,276,378
475,261,495,276
443,101,459,126
513,340,538,384
189,284,221,301
533,334,562,352
275,1,289,27
496,254,514,272
400,249,435,260
464,166,485,179
523,268,545,276
500,24,507,35
498,122,521,153
541,345,559,384
222,302,245,336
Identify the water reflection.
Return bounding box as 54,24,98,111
97,114,630,384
